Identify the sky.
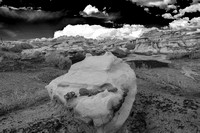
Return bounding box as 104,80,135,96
0,0,199,40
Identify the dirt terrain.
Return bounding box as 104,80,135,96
0,57,200,133
0,28,200,132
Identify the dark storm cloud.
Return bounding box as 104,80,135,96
1,0,198,29
193,0,200,3
0,6,67,22
0,29,17,37
0,23,3,28
0,22,17,38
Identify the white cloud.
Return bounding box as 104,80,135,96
162,13,174,19
162,3,200,29
162,3,200,20
181,3,200,14
129,0,139,2
169,17,200,29
144,8,149,12
173,13,183,19
129,0,174,8
169,17,190,29
83,5,99,15
173,9,178,13
190,17,200,26
147,0,172,6
167,4,177,9
54,24,149,40
172,3,200,18
81,5,120,22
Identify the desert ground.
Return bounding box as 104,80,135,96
0,28,200,133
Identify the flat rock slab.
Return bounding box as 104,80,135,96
123,54,171,64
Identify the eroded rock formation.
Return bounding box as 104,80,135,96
1,28,200,72
46,52,137,133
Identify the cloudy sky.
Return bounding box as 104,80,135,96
0,0,199,40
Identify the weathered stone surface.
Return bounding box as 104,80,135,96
124,54,171,69
46,52,137,133
124,54,171,64
131,29,200,55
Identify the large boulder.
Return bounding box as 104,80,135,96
45,52,137,133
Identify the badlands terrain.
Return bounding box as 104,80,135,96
0,27,200,133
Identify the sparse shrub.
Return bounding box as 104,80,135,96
1,47,9,52
68,51,85,64
167,51,200,60
45,52,72,70
125,42,136,50
36,70,65,83
166,52,189,60
20,43,33,49
2,52,20,60
10,43,33,53
10,45,23,53
189,51,200,59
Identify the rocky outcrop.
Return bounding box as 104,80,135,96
46,52,137,133
130,29,200,55
1,28,199,72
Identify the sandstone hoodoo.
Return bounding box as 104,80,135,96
46,52,137,133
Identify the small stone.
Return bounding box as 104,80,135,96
64,92,77,101
111,47,128,58
125,42,136,50
79,88,90,96
108,87,118,93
